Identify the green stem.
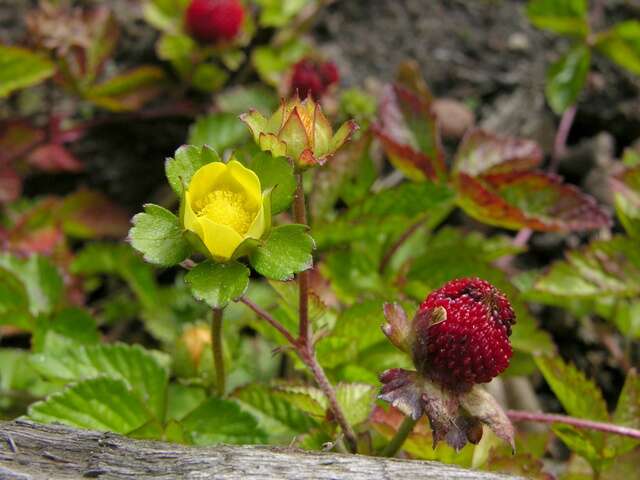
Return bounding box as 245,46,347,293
211,308,225,397
381,416,418,457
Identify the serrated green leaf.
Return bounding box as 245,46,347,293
526,0,589,38
534,236,640,299
129,203,191,266
180,397,267,445
188,113,249,152
553,424,602,467
273,385,327,418
234,384,317,443
0,45,56,98
32,307,99,353
250,225,314,281
0,253,63,316
595,21,640,76
607,370,640,456
237,152,296,214
28,377,151,434
165,145,219,197
545,45,590,114
0,349,52,411
314,182,455,248
143,0,190,32
185,260,249,308
335,383,376,426
536,356,608,451
30,343,169,420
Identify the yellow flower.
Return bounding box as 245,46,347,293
240,96,358,169
183,160,269,261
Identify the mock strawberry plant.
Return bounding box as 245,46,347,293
2,2,640,479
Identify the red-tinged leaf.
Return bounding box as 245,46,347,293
373,79,446,182
27,144,84,172
456,170,611,232
2,198,65,254
57,189,129,238
0,121,45,164
0,166,22,203
453,129,543,177
485,451,553,480
86,66,168,112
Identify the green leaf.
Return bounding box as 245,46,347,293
156,33,196,77
166,384,207,422
30,343,169,420
255,0,309,27
253,39,309,86
185,260,249,308
57,188,130,239
237,152,296,214
234,384,317,443
535,356,608,450
165,145,219,197
191,63,228,93
534,236,640,298
86,66,167,111
0,267,31,329
0,253,63,316
553,424,602,467
180,397,267,445
28,377,151,434
526,0,589,38
314,182,455,248
32,308,99,353
0,349,52,411
595,21,640,76
72,243,179,343
545,45,590,114
335,383,376,427
217,85,278,116
607,369,640,456
188,113,249,152
250,225,314,281
143,0,190,32
0,45,56,98
611,166,640,238
273,385,327,418
129,203,191,266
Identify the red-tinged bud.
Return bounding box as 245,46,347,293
185,0,244,44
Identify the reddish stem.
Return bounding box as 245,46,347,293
549,105,577,173
293,174,310,343
239,297,297,345
507,410,640,439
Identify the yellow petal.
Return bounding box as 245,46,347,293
183,190,203,237
226,160,262,210
198,216,244,261
245,203,266,240
187,162,227,205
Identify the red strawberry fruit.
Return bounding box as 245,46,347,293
412,277,515,392
290,59,340,100
185,0,244,44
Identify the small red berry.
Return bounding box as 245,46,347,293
412,278,515,392
185,0,244,44
290,59,339,100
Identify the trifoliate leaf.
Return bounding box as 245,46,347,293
185,260,249,308
250,224,314,281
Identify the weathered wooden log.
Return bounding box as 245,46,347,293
0,420,521,479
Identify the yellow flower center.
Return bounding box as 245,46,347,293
196,190,253,235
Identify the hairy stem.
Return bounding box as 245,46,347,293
549,105,577,173
211,308,225,397
293,173,310,344
507,410,640,439
239,297,297,345
380,416,418,457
